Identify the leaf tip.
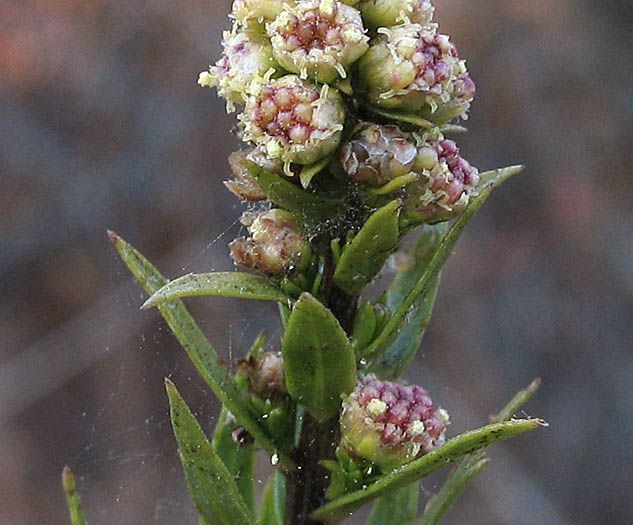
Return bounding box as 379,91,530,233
106,229,121,246
140,297,156,310
61,466,76,491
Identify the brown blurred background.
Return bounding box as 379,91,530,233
1,0,632,523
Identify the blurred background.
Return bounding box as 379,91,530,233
1,0,632,523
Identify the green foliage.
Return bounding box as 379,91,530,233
108,231,295,470
282,292,357,422
165,379,255,525
141,272,293,309
333,199,402,295
421,379,543,524
368,223,447,378
368,482,419,525
258,471,286,525
246,162,340,224
362,165,524,367
211,407,256,513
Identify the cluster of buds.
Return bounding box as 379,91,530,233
340,375,448,471
341,124,479,223
229,208,312,276
201,0,476,177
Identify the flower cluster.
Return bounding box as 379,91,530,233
199,0,481,468
340,375,448,471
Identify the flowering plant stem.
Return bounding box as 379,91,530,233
63,1,545,523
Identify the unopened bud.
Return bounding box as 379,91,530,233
340,375,448,471
231,0,292,29
239,75,345,166
267,0,369,84
225,150,267,201
341,123,417,186
237,351,286,400
403,139,479,224
230,209,312,275
358,24,475,120
358,0,434,29
201,30,280,112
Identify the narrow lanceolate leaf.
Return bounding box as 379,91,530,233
368,224,448,377
62,467,87,525
212,407,256,513
312,419,544,522
421,379,542,525
166,379,255,525
258,470,286,525
141,272,292,310
363,165,524,367
108,231,295,470
282,292,356,422
368,482,419,525
246,162,340,224
333,200,402,296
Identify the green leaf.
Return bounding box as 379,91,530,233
282,292,356,422
299,155,331,189
108,231,295,470
141,272,292,310
246,161,339,224
363,165,524,367
421,379,541,525
367,224,448,378
258,470,286,525
351,301,377,355
362,103,435,129
61,467,87,525
165,379,255,525
369,482,419,525
333,200,402,296
212,407,256,513
312,418,545,522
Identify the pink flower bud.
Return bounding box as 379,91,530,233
229,209,312,276
340,375,448,471
340,123,417,186
239,75,345,166
403,138,479,224
358,23,475,121
199,30,280,112
267,0,369,84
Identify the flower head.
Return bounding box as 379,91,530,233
229,208,312,275
267,0,369,84
403,138,479,224
358,0,434,30
199,29,280,112
358,23,475,120
340,123,417,186
239,75,345,167
340,375,448,471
